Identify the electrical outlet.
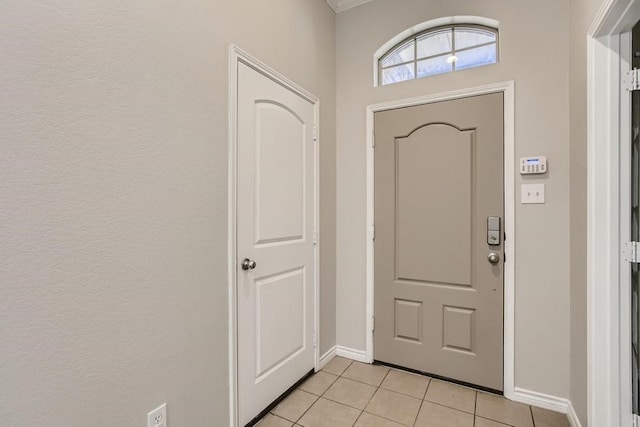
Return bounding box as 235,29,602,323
147,403,167,427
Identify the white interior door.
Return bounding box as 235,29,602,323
236,61,316,425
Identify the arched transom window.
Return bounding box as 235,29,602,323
379,25,499,86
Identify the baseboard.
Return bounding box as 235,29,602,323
513,387,582,426
512,387,569,414
566,400,583,427
335,345,369,363
318,346,337,370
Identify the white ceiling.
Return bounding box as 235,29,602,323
325,0,374,13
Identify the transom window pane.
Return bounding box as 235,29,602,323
455,44,497,70
454,28,496,50
417,30,452,58
379,24,498,86
417,55,452,78
382,63,415,85
381,40,415,67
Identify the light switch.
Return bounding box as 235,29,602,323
521,183,545,204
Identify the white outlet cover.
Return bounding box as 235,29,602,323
148,403,167,427
521,183,545,204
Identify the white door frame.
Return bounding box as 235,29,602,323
364,81,516,397
588,1,640,425
227,45,321,427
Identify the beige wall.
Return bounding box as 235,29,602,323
569,0,605,425
336,0,572,398
0,1,336,425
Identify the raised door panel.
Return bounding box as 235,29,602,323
255,268,306,380
396,124,474,287
255,102,306,246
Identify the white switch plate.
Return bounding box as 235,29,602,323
521,183,545,204
148,403,167,427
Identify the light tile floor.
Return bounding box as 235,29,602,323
258,357,571,427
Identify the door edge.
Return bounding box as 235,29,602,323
364,81,516,397
228,44,321,427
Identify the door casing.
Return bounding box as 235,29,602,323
228,45,320,427
588,1,640,425
364,82,516,398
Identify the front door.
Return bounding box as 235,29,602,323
373,93,504,391
236,61,316,425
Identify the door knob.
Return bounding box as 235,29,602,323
487,252,500,265
241,258,257,271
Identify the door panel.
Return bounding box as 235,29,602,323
394,299,423,342
237,62,315,425
396,124,474,287
254,102,305,245
255,268,306,379
443,306,475,353
374,93,504,391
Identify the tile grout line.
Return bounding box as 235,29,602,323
422,377,431,400
473,391,478,427
412,377,433,427
299,371,340,396
352,362,388,426
340,359,378,426
278,390,320,425
530,404,535,427
422,400,477,415
272,364,346,425
353,365,415,426
294,358,356,424
412,398,425,427
344,364,432,399
295,360,396,426
351,408,365,427
319,395,372,412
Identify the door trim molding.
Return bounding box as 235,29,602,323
364,81,516,397
587,0,640,425
228,45,320,427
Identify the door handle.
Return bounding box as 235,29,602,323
487,252,500,264
241,258,257,271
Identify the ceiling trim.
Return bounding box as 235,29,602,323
326,0,374,13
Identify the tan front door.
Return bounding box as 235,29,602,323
374,93,504,391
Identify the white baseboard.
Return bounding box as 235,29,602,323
318,346,337,370
335,345,369,363
566,400,583,427
512,387,569,413
512,388,582,427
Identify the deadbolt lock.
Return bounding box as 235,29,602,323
487,216,501,246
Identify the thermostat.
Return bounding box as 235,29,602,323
520,156,547,174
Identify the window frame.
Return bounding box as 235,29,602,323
378,24,499,86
